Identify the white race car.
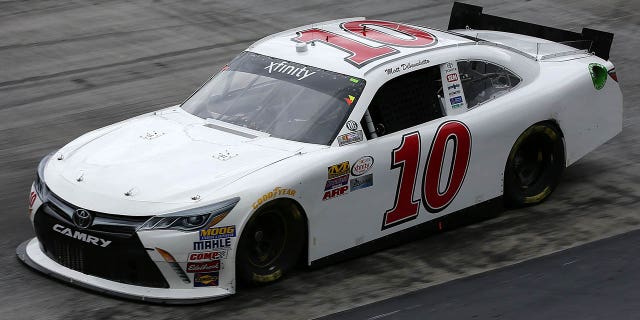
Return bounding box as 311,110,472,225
18,2,622,303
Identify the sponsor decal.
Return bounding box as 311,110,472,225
52,224,111,247
346,120,358,131
349,77,360,83
186,261,220,273
351,156,374,176
322,185,349,201
337,130,364,146
441,61,467,112
193,238,232,250
200,225,236,240
29,191,36,208
344,95,356,106
324,174,349,191
264,61,316,81
189,251,226,261
384,59,430,75
450,96,463,104
328,161,350,179
252,187,296,209
194,272,219,287
350,174,373,192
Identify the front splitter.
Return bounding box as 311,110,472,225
16,237,232,304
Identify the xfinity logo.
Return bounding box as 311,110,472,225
53,224,112,247
264,61,315,80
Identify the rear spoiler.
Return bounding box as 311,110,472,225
447,2,614,60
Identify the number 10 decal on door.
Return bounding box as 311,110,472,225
382,121,472,230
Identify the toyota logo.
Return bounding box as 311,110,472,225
72,209,93,229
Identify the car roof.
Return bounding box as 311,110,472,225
246,17,474,78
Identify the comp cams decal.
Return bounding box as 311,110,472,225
189,251,227,261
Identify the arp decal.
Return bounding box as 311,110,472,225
350,174,373,192
351,156,374,176
322,185,349,201
382,121,472,229
199,225,236,240
194,272,219,287
292,20,437,68
193,238,232,250
328,161,350,179
186,261,220,273
252,187,296,209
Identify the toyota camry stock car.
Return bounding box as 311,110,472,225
17,2,622,303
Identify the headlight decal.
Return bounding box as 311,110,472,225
138,197,239,232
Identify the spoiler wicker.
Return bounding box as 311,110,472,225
448,2,614,60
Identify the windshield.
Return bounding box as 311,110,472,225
181,52,366,145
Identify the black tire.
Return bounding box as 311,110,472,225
236,201,305,285
504,123,565,206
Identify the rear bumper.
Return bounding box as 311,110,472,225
17,238,232,304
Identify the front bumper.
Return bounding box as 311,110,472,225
17,238,232,304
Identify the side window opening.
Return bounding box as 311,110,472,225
361,66,443,139
457,61,521,108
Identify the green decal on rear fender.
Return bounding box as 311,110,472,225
589,63,607,90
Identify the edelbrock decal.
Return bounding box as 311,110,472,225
52,224,111,247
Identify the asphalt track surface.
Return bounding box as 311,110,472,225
0,0,638,319
320,229,640,320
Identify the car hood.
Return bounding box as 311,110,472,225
45,108,319,215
